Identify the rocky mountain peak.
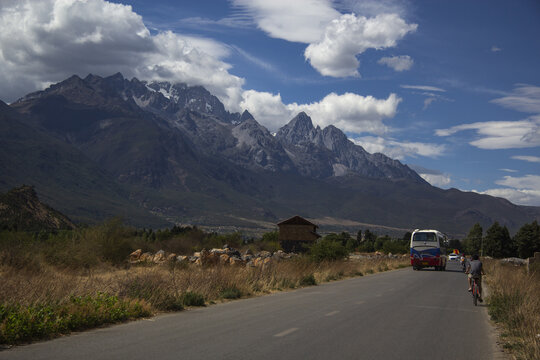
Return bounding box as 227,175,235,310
240,110,255,122
275,112,317,145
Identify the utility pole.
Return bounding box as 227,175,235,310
480,236,484,257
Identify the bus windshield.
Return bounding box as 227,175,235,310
412,232,437,242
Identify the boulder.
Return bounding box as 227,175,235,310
167,253,177,261
259,251,272,258
220,253,230,264
130,249,142,262
210,248,226,255
140,252,153,262
244,248,254,256
176,255,188,263
153,250,166,263
229,256,244,266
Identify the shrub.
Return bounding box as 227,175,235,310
220,287,242,299
309,240,348,262
181,292,205,307
299,274,317,286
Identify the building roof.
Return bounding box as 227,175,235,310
277,215,318,227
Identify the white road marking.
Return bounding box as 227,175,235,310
274,327,299,337
325,311,340,316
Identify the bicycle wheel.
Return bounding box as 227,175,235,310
472,282,478,306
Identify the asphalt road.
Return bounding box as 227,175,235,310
1,261,505,360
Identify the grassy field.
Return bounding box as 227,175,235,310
0,223,409,345
485,259,540,360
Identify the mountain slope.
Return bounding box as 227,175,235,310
3,74,539,236
0,99,168,227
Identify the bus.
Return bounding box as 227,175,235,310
410,229,448,271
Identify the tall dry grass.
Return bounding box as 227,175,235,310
1,256,408,306
484,259,540,360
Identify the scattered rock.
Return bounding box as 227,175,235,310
130,249,142,262
128,246,299,267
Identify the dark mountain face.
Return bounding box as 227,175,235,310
3,74,539,236
0,185,76,232
0,99,168,227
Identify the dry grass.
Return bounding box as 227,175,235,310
1,256,408,306
484,259,540,360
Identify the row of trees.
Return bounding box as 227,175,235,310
318,230,410,255
461,221,540,259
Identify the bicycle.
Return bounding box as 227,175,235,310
471,277,482,306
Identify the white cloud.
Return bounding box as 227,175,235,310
400,85,446,92
231,0,339,43
435,116,540,149
491,84,540,113
241,91,401,134
478,175,540,206
378,55,413,71
496,175,540,190
419,173,452,187
499,168,518,173
512,155,540,163
305,13,417,77
0,0,244,110
491,45,502,52
423,97,436,110
351,136,446,160
480,188,540,206
240,90,291,130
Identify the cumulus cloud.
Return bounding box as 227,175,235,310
512,155,540,163
305,13,417,77
241,91,401,133
378,55,413,71
351,136,446,160
233,1,416,77
0,0,244,109
478,175,540,206
435,116,540,149
231,0,339,43
490,84,540,113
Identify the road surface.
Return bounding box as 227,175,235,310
0,261,505,359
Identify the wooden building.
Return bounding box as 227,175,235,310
277,216,321,253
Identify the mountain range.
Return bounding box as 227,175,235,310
1,73,539,237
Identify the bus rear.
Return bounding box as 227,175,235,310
410,229,447,271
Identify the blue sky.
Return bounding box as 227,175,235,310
0,0,539,205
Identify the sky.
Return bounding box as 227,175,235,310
0,0,539,206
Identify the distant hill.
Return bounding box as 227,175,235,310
0,185,76,231
1,73,539,236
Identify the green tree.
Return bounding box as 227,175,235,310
483,222,512,258
448,239,462,253
364,229,377,242
309,239,348,262
465,223,483,255
513,220,540,258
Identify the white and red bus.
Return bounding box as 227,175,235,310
410,229,448,271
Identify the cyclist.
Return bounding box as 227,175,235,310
466,254,485,302
460,254,467,272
